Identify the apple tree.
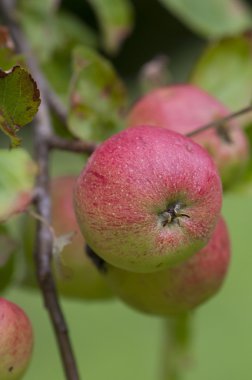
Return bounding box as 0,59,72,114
1,0,252,379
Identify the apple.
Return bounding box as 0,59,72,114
127,84,249,189
0,298,33,380
51,176,113,300
74,125,222,273
99,216,230,316
21,176,113,300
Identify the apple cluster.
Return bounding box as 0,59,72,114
73,84,240,316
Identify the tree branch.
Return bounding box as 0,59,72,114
186,104,252,137
0,1,80,379
48,135,97,154
161,314,192,380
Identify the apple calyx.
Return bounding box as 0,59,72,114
159,203,190,227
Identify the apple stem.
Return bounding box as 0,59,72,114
187,104,252,137
161,313,193,380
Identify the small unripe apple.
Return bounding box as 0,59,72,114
21,176,113,300
51,176,113,300
74,125,222,273
0,298,33,379
127,84,249,189
102,216,230,316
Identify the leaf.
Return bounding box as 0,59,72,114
190,36,252,113
68,46,127,142
18,2,97,103
18,0,60,16
159,0,252,39
0,149,37,222
87,0,134,53
0,66,41,147
18,2,97,64
56,11,97,49
0,225,16,293
40,12,98,102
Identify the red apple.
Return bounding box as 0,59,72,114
103,216,230,316
0,298,33,379
74,125,222,273
127,84,249,189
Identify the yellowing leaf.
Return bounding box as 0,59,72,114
0,66,41,147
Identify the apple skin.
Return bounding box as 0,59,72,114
51,176,113,300
102,216,230,316
74,125,222,273
0,298,33,380
127,84,249,189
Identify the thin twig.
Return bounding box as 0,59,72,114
187,104,252,137
34,104,79,380
161,314,192,380
48,135,97,154
0,2,80,379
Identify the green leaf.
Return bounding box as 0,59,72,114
190,36,252,112
40,12,98,102
0,224,16,293
18,0,59,16
68,46,127,142
0,149,37,222
56,11,97,49
17,0,60,63
0,66,41,147
87,0,134,53
159,0,252,38
18,2,97,103
18,3,97,64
